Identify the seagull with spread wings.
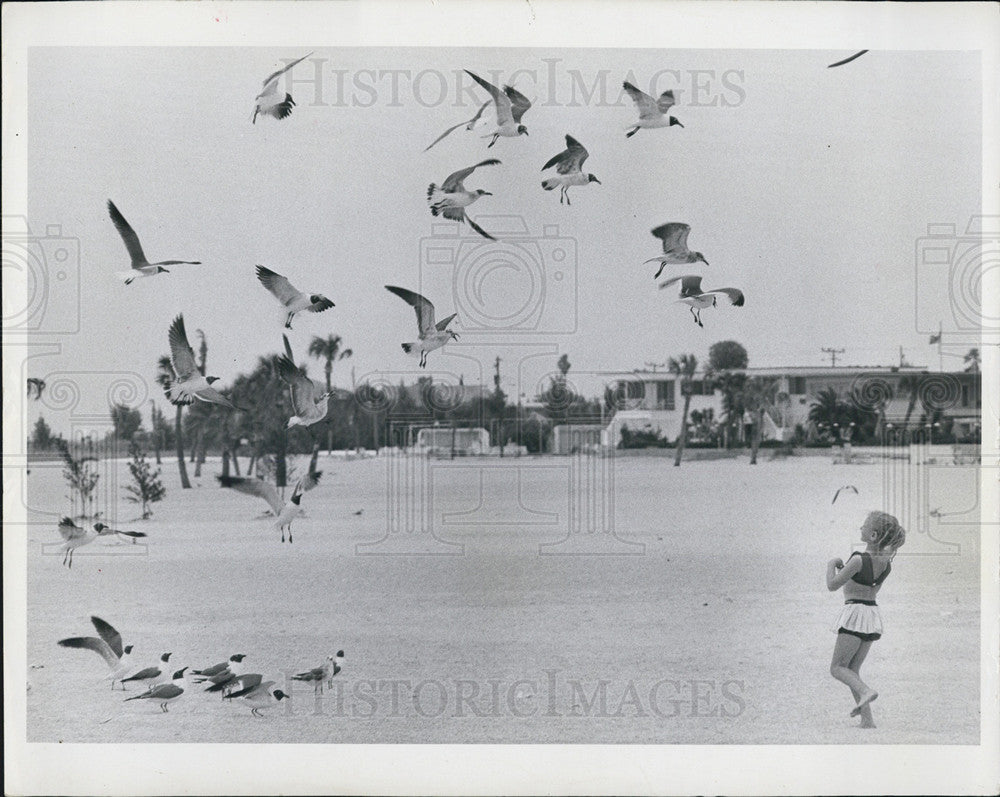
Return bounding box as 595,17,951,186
107,200,201,285
276,354,333,428
427,159,500,240
252,52,313,123
255,265,335,330
541,135,601,205
217,471,322,543
165,315,239,409
57,616,135,690
385,285,459,368
623,81,684,137
659,275,745,328
832,485,859,504
464,70,531,147
424,99,492,152
644,223,709,278
56,517,117,569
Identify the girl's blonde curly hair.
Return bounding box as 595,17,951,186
868,510,906,554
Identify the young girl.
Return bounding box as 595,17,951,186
826,510,906,727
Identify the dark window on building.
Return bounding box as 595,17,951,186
657,380,675,410
789,376,807,395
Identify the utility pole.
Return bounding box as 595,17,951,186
821,347,845,367
644,361,666,373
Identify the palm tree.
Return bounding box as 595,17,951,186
964,348,980,373
308,334,353,453
155,355,192,489
743,376,779,465
668,354,698,467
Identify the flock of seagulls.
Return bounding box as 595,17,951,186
57,617,336,716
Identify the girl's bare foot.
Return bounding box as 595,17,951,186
859,719,876,729
850,690,878,717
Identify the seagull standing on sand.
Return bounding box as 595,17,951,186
217,472,322,543
225,680,289,717
292,651,343,695
256,265,335,330
107,200,200,285
57,616,134,690
120,652,173,690
427,159,500,240
659,275,745,328
191,654,248,681
644,223,709,278
424,100,492,152
541,135,601,205
57,517,116,568
165,315,240,410
623,81,684,137
93,523,148,545
124,667,188,712
385,285,459,368
464,70,531,147
253,52,313,123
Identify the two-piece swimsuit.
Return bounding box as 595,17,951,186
834,552,891,642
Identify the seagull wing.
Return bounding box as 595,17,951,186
465,216,497,241
435,312,457,331
194,385,238,409
58,636,119,668
623,82,661,120
465,70,513,126
147,683,184,699
261,52,313,87
385,285,436,336
651,223,691,254
167,315,199,379
58,517,86,541
107,200,147,267
277,355,319,415
656,90,677,114
122,666,161,682
441,159,501,193
291,471,322,503
442,206,466,223
90,616,124,659
659,274,704,296
705,287,745,306
542,135,588,174
217,475,284,515
832,485,859,504
503,85,532,123
256,265,302,307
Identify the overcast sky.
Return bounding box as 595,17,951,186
23,46,982,429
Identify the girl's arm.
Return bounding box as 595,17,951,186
827,554,862,591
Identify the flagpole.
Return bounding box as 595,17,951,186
938,322,943,372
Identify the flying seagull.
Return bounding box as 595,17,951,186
108,200,201,285
57,616,135,690
385,285,459,368
276,354,333,428
427,159,500,240
224,680,289,717
292,651,343,694
645,223,709,279
57,517,116,568
120,652,173,690
253,52,313,123
659,274,745,328
217,471,322,543
424,100,492,152
124,667,187,712
464,70,531,147
832,485,859,504
827,50,868,69
256,265,335,329
26,377,45,400
93,523,148,545
541,135,601,205
623,81,684,137
165,315,240,410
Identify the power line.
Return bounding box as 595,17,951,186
820,347,845,367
